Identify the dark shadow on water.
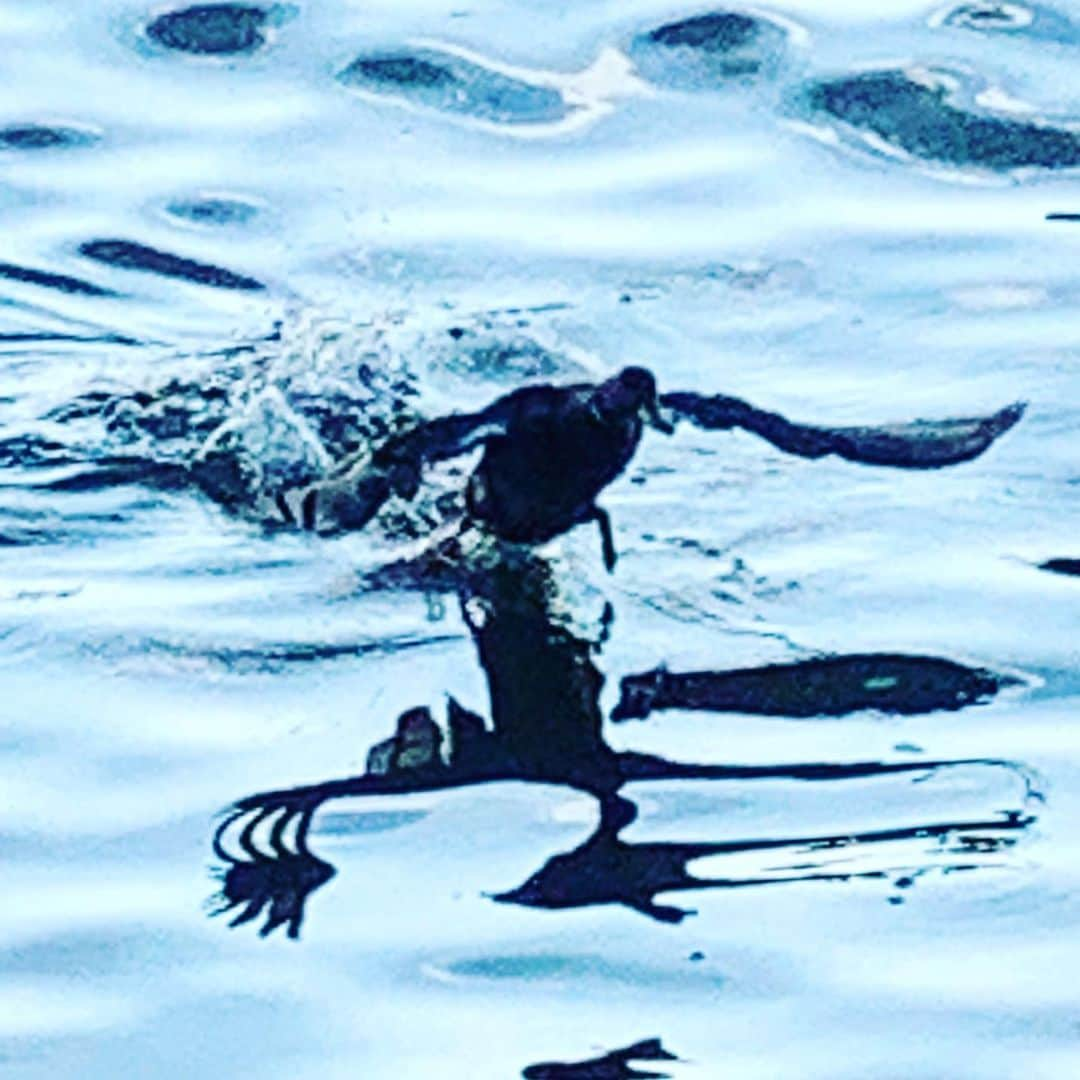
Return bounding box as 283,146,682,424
523,1038,679,1079
347,55,457,90
338,48,568,125
611,654,1016,722
497,802,1033,923
629,9,791,87
0,332,138,347
79,239,264,291
147,4,270,56
165,195,260,227
0,261,112,298
210,541,1039,938
647,12,761,51
0,124,98,151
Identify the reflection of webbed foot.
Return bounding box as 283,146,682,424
211,801,335,939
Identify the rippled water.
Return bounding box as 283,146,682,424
3,2,1079,1077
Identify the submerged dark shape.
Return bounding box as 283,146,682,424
647,11,760,51
0,260,112,297
611,654,1016,722
344,54,458,89
212,538,1038,938
523,1038,678,1080
165,195,259,226
79,239,264,290
807,67,1080,170
147,4,269,55
338,48,567,125
0,124,96,150
1040,557,1080,577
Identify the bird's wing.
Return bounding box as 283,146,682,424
661,391,1026,469
374,406,511,470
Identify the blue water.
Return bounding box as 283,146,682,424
2,2,1079,1077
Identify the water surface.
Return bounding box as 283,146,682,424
2,2,1079,1078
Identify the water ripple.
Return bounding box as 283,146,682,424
0,123,99,151
78,239,265,291
338,46,570,127
146,4,272,57
629,8,795,88
804,64,1080,171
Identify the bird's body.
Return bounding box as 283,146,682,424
290,366,669,569
466,381,646,545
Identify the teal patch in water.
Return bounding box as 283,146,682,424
864,675,901,691
805,67,1080,170
338,48,568,125
0,124,98,150
147,4,269,55
629,9,791,88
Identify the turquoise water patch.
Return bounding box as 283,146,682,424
805,66,1080,170
628,9,792,88
338,48,569,125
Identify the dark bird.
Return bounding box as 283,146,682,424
279,366,1025,570
286,366,672,570
464,366,673,570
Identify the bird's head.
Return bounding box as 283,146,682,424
594,366,674,434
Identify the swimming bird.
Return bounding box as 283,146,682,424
464,365,673,570
278,366,1024,570
285,366,672,570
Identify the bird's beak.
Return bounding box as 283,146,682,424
643,398,675,435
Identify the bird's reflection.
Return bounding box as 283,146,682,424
211,540,1037,938
211,800,334,939
522,1037,679,1079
